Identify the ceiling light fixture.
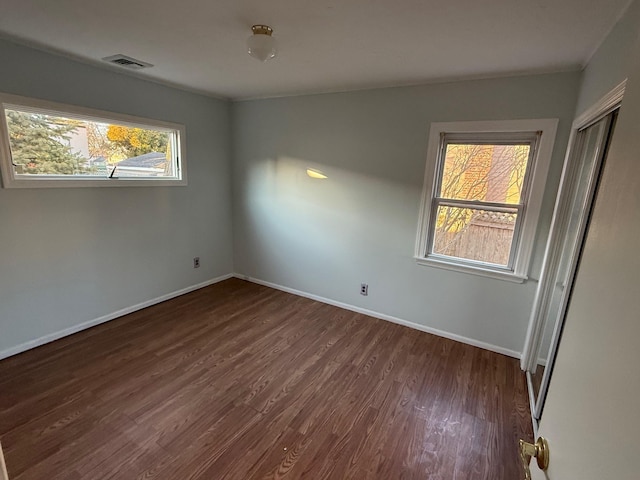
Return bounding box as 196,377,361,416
247,25,277,62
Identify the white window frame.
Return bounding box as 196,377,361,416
0,93,187,188
415,119,558,282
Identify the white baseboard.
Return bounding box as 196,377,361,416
0,273,234,361
236,274,521,359
1,272,522,362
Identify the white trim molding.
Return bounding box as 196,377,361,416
526,373,540,437
521,80,626,427
1,272,522,363
237,274,521,359
414,255,527,283
520,79,627,372
574,79,627,129
0,273,233,361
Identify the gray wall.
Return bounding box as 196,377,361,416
576,0,640,116
0,39,234,356
231,72,580,355
0,37,587,359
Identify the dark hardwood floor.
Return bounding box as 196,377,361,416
0,278,532,479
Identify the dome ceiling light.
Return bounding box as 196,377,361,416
247,25,278,62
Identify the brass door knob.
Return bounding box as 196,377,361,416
519,437,549,480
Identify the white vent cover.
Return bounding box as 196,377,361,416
102,54,153,70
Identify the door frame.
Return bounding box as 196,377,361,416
521,80,626,428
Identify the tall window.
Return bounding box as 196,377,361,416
0,93,186,188
416,120,558,282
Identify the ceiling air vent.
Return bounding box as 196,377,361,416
102,54,153,70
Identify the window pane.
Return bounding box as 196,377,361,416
432,206,518,266
5,108,174,177
440,143,530,204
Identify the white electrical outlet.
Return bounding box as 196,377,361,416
193,257,200,268
360,283,368,296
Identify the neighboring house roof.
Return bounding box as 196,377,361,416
118,152,165,168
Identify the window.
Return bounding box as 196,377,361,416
416,119,558,282
0,93,186,188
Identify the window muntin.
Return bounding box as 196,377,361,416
416,120,558,282
0,94,186,187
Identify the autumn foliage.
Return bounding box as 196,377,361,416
106,125,169,158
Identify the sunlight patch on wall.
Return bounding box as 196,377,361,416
306,168,327,179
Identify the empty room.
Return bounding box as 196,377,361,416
1,1,639,479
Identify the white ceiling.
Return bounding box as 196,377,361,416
0,0,633,100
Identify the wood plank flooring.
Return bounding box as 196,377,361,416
0,278,532,479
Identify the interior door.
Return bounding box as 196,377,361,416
529,36,640,480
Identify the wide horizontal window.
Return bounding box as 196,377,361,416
0,94,186,188
416,119,558,282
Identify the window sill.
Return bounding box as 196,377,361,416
414,256,528,283
2,177,187,188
